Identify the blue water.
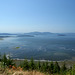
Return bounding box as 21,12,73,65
0,34,75,61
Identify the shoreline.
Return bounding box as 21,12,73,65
13,58,75,62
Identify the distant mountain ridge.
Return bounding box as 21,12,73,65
0,33,17,35
24,32,53,35
0,32,75,36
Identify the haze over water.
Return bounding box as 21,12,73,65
0,33,75,61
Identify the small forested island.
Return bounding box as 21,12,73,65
15,47,20,49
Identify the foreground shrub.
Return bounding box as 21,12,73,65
22,59,29,70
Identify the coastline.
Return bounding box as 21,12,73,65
13,59,75,68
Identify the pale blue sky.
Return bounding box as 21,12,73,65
0,0,75,33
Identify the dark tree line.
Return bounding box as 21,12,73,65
20,58,67,74
0,54,75,75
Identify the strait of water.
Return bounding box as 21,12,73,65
0,34,75,61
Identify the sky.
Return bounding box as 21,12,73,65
0,0,75,33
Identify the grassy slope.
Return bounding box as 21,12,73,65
0,69,45,75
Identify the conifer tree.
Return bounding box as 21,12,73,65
23,59,29,70
6,56,14,67
61,62,66,72
49,61,54,73
37,61,41,70
53,61,60,73
29,58,35,70
72,64,75,75
2,54,7,67
0,53,2,61
41,62,46,72
45,61,49,72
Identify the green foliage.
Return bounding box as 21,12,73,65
53,61,60,73
0,53,2,61
22,59,29,70
1,54,75,75
49,61,54,73
61,62,67,72
37,61,41,70
6,56,14,67
41,62,46,72
72,64,75,75
2,54,7,66
29,58,35,70
1,54,14,68
45,61,49,72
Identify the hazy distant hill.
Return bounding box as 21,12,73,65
24,32,53,35
0,33,17,35
17,35,34,37
0,32,75,36
66,33,75,36
17,32,52,37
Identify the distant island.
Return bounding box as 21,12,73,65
17,35,34,37
0,32,75,36
58,34,66,36
24,32,53,35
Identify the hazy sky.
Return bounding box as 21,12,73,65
0,0,75,33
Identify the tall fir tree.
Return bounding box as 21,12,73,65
45,61,49,72
23,59,29,70
6,56,14,67
53,61,60,73
0,53,2,61
29,58,35,70
61,62,67,72
37,61,41,70
72,64,75,75
41,62,46,72
49,61,54,74
2,54,7,67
